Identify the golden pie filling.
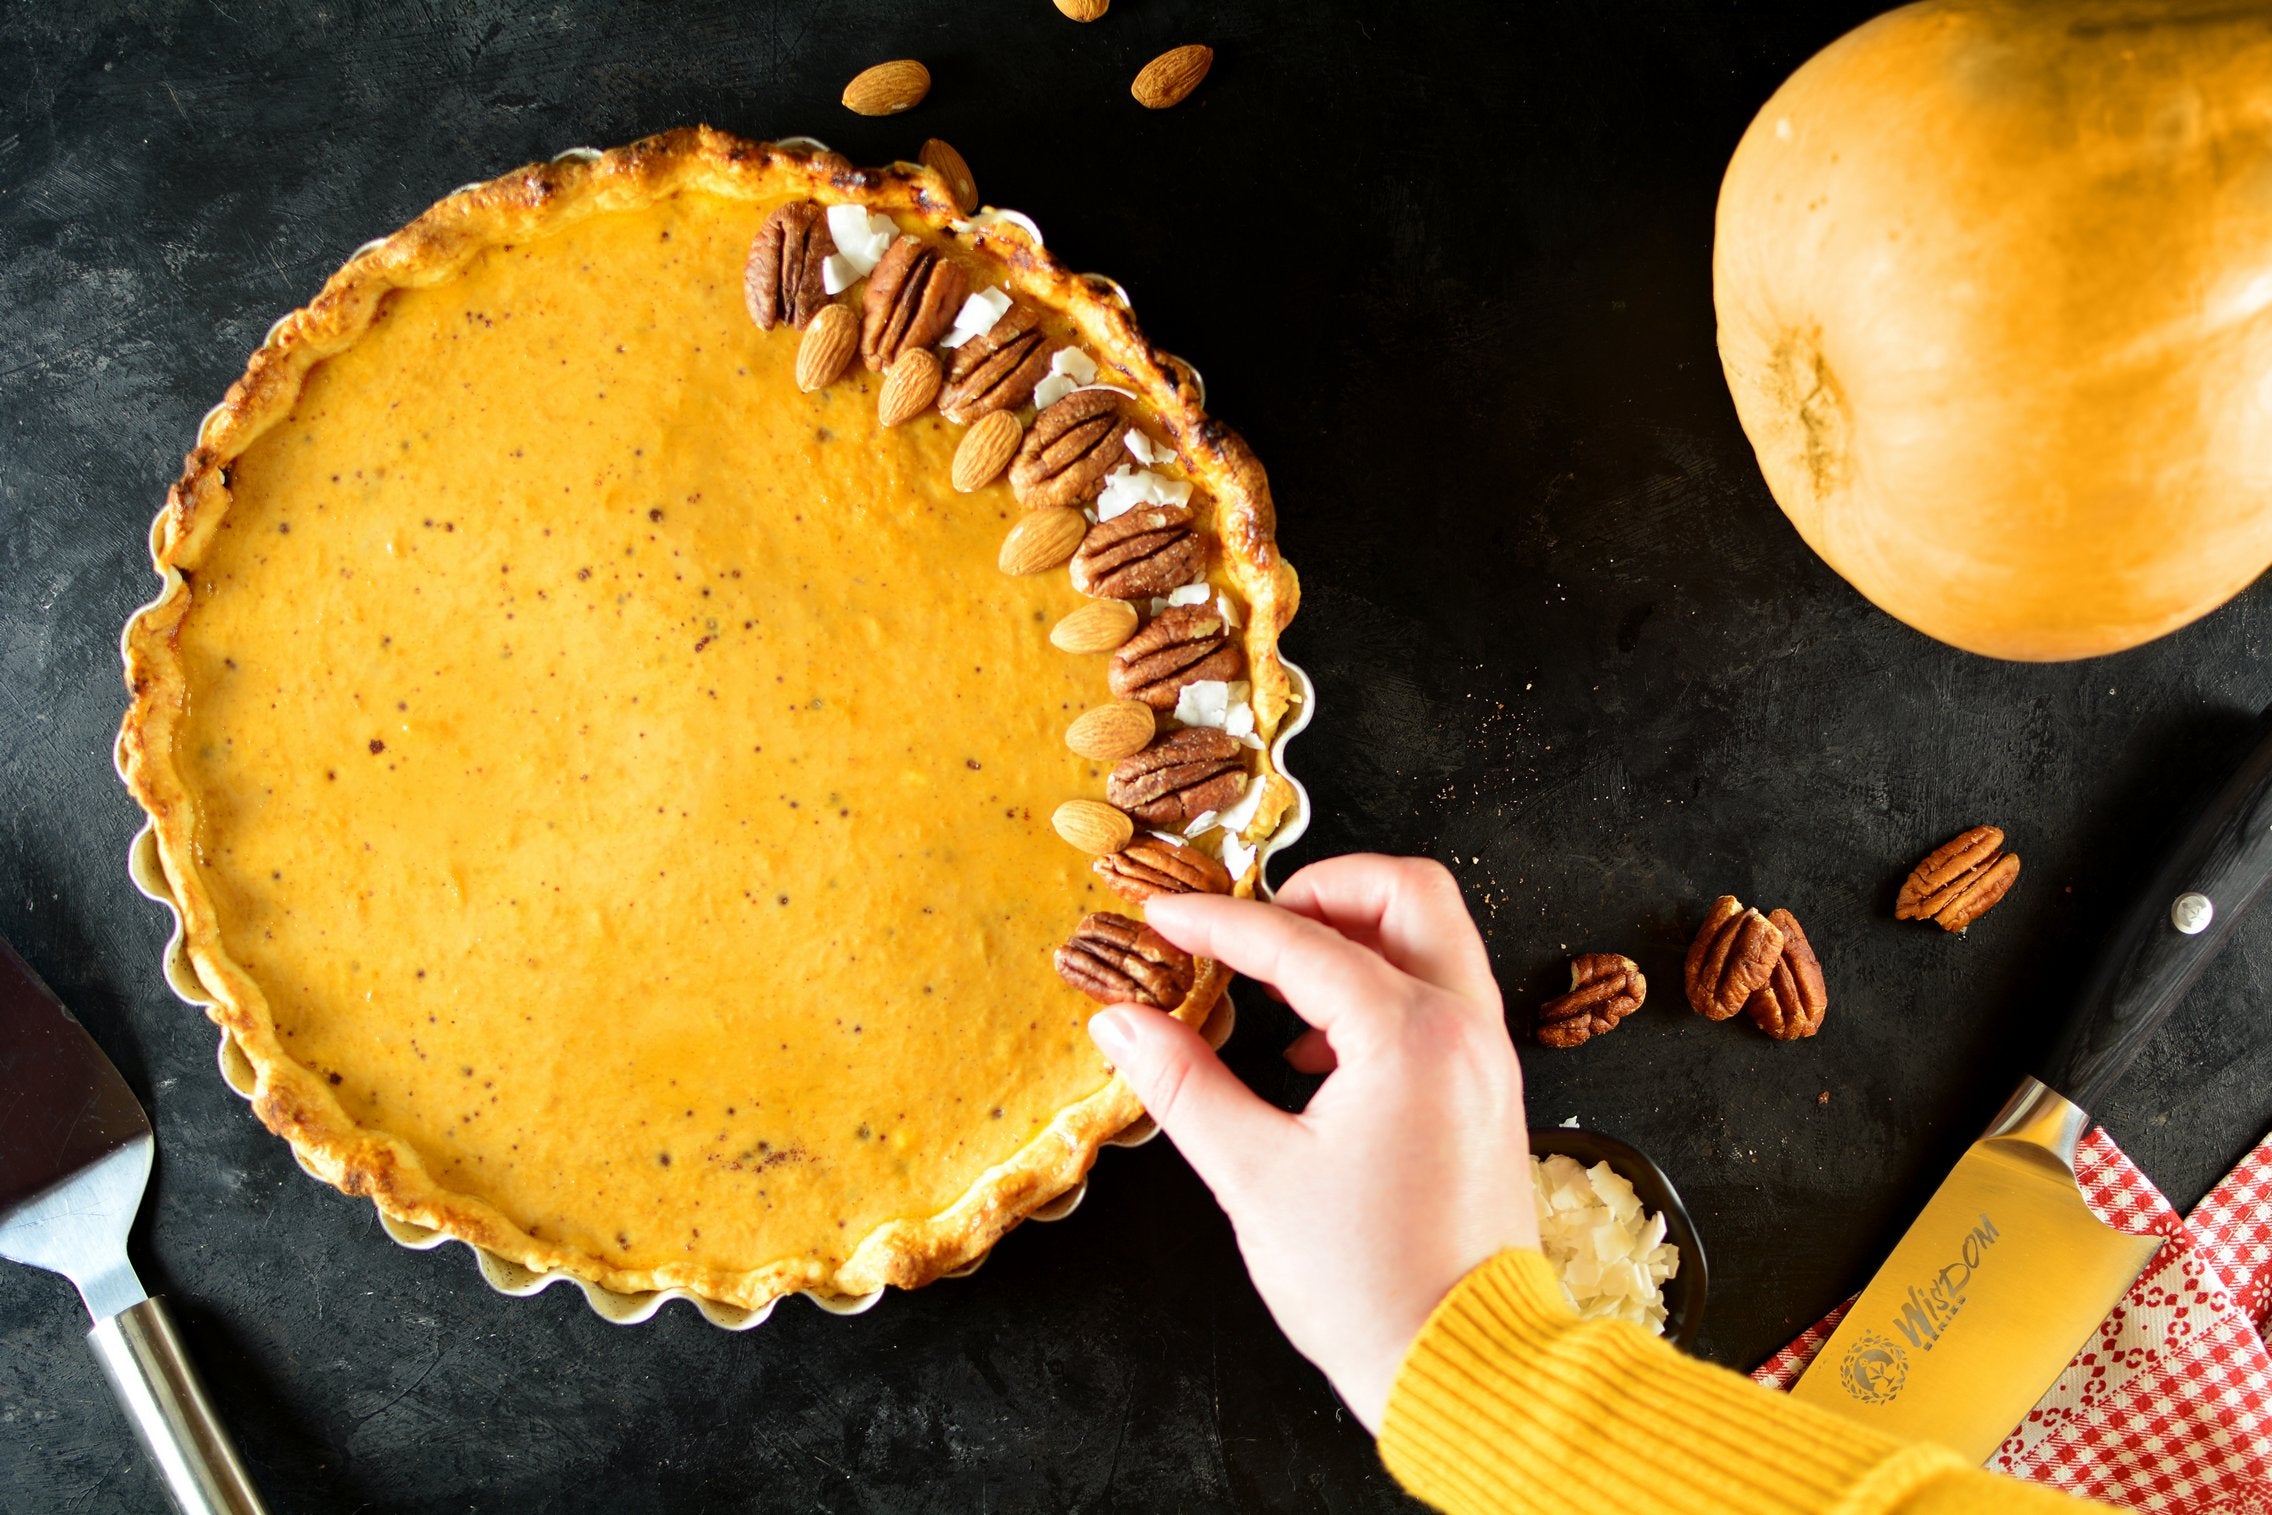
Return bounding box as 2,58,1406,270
121,132,1296,1310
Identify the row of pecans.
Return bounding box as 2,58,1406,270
745,190,1254,1015
1534,825,2022,1050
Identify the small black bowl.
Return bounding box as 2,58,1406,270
1527,1125,1710,1352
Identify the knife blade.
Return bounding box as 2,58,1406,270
1793,716,2272,1460
0,935,268,1515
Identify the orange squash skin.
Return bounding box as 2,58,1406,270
1714,0,2272,661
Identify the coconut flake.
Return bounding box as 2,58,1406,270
1165,582,1211,607
1173,679,1232,729
1216,592,1242,629
1124,428,1159,465
1182,809,1220,838
1214,772,1265,836
822,255,862,296
1531,1153,1681,1335
824,205,897,276
1095,465,1192,522
940,285,1012,349
1031,347,1098,409
1221,830,1258,881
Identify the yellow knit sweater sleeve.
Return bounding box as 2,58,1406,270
1379,1249,2108,1515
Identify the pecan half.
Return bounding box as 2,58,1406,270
1896,825,2021,933
744,202,834,331
1744,909,1827,1040
1108,728,1247,828
1093,835,1233,904
940,303,1051,424
1073,505,1208,602
1009,390,1126,508
1055,912,1196,1009
1536,953,1646,1049
1683,895,1785,1021
860,235,969,370
1107,605,1241,709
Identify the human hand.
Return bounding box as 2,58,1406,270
1085,854,1536,1433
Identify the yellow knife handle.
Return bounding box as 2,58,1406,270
2041,712,2272,1111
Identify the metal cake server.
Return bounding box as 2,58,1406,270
0,934,266,1514
1793,717,2272,1460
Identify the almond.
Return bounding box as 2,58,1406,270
878,349,943,427
952,410,1022,492
795,304,859,392
1053,799,1133,856
998,507,1087,575
843,60,930,117
1132,45,1212,109
1054,0,1109,19
1049,598,1140,654
919,138,979,215
1066,700,1157,761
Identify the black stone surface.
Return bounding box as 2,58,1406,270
5,2,2270,1510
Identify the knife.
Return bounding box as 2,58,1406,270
1791,717,2272,1460
0,935,268,1515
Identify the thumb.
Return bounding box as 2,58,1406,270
1089,1005,1295,1205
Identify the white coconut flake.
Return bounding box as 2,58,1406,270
1095,465,1192,523
1531,1153,1681,1336
1031,347,1098,409
822,254,862,296
1166,582,1211,607
1214,772,1265,835
1124,428,1159,465
1148,597,1171,616
1221,831,1258,881
825,205,897,276
1182,809,1220,838
940,285,1012,349
1216,592,1242,628
1173,680,1232,729
1224,700,1256,742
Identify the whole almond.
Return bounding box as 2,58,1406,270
1066,700,1157,761
1132,45,1212,109
1049,598,1140,654
795,304,859,392
1054,0,1109,19
878,349,943,427
843,60,930,116
1053,799,1134,855
999,506,1087,575
952,410,1022,492
919,138,979,215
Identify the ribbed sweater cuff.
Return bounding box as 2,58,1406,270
1378,1249,1969,1515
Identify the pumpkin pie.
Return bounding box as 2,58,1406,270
116,128,1300,1313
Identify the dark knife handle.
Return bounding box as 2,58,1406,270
2039,714,2272,1113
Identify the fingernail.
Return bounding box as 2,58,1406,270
1087,1006,1136,1058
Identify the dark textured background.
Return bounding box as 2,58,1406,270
5,2,2270,1510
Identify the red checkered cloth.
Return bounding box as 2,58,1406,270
1753,1126,2272,1512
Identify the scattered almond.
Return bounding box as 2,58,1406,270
998,506,1088,575
952,410,1022,492
1054,0,1109,19
1049,598,1140,654
842,60,930,117
1132,45,1212,109
878,349,943,427
1066,700,1157,761
919,138,979,215
795,304,859,392
1053,799,1134,855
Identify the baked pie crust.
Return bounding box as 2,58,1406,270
116,128,1299,1313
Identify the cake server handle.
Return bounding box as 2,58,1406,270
88,1297,268,1515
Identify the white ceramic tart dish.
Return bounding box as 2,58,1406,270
114,129,1306,1326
